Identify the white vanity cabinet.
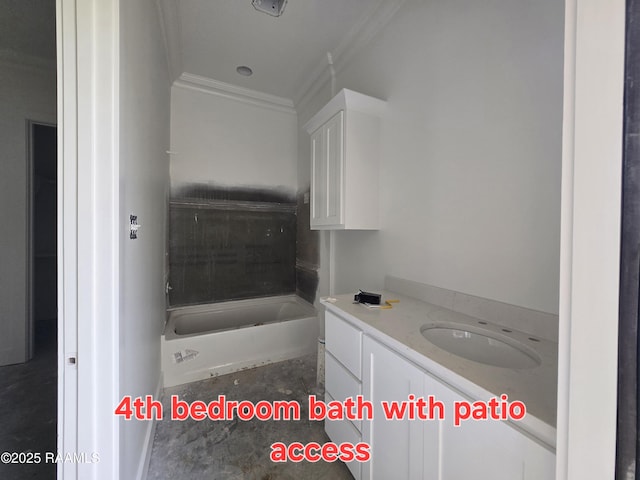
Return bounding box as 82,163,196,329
437,381,556,480
323,307,556,480
304,89,385,230
362,336,437,480
324,310,364,479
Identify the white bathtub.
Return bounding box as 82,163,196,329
162,295,318,387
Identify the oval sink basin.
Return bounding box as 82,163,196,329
420,323,541,369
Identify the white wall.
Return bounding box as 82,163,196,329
299,0,564,314
118,0,171,477
170,84,297,193
0,59,56,365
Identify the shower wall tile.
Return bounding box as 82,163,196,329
169,197,296,306
295,188,320,304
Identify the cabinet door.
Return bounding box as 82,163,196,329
437,384,555,480
310,111,344,228
523,437,555,480
310,127,325,225
324,111,344,226
362,336,432,480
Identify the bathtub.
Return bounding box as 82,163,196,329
161,295,318,387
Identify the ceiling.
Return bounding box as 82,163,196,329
174,0,384,101
0,0,393,103
0,0,56,60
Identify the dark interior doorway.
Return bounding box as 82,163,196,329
31,123,58,353
0,122,58,479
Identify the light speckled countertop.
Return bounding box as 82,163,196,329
321,291,558,449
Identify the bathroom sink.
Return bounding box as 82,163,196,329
420,323,541,369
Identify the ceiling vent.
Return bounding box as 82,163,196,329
252,0,288,17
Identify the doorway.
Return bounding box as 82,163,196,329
0,122,58,479
29,122,58,358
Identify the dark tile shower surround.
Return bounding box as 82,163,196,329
169,185,304,306
295,189,320,304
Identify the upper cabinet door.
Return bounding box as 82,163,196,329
304,89,385,230
310,111,344,227
323,111,344,226
310,127,325,225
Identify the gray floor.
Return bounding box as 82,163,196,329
0,320,57,480
147,354,354,480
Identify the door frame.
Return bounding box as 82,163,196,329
52,0,628,478
558,0,626,479
57,0,120,478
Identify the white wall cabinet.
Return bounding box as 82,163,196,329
324,309,555,480
304,89,385,230
310,111,344,227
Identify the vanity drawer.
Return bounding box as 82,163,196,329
325,310,362,379
325,351,362,431
324,391,363,480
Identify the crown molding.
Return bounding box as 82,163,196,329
155,0,183,82
302,88,386,134
331,0,407,76
294,0,407,113
293,64,332,116
174,73,296,115
0,48,56,73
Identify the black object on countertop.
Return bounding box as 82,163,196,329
354,290,381,305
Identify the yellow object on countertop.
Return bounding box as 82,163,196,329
361,299,400,309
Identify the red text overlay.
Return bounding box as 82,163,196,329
114,393,526,426
269,442,371,463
